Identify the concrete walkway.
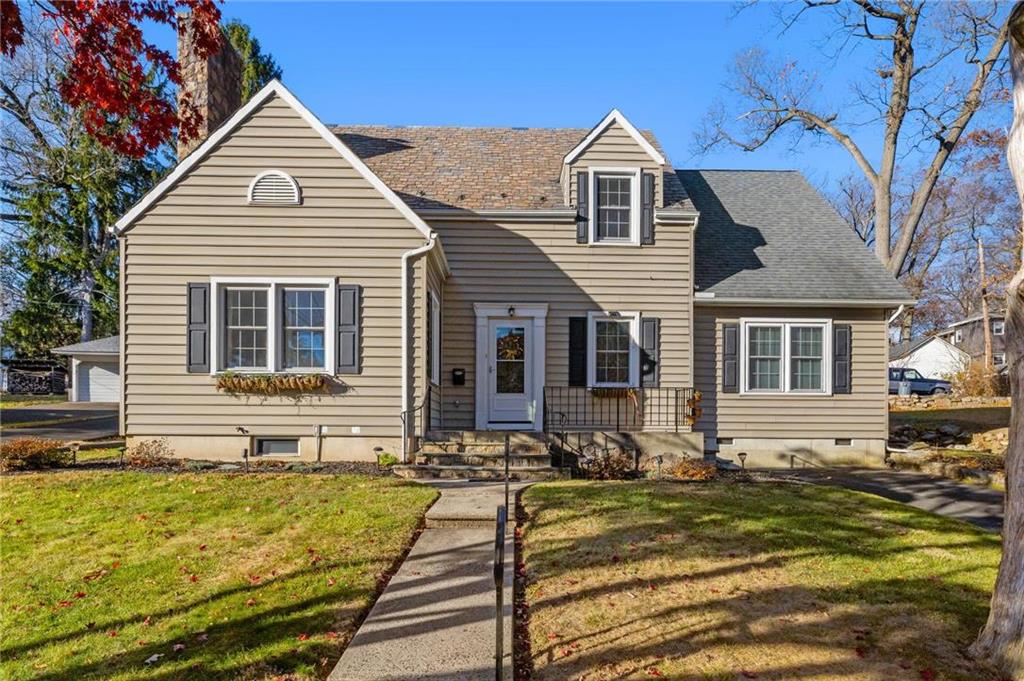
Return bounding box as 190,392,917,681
329,480,528,681
781,467,1004,533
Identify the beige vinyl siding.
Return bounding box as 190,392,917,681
693,306,888,440
432,217,694,430
123,93,429,440
426,249,446,431
568,121,664,208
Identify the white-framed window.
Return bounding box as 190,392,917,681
954,328,963,344
427,290,441,385
211,277,335,374
993,352,1006,365
586,311,640,387
740,318,832,395
588,168,640,245
993,320,1005,336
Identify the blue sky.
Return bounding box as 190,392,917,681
146,1,991,191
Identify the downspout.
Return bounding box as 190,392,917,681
401,232,439,463
887,304,906,326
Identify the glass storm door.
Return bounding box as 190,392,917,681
487,320,533,425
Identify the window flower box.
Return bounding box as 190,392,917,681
216,373,328,394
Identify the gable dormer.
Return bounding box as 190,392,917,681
562,110,668,246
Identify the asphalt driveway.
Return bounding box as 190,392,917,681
781,467,1004,533
1,402,118,442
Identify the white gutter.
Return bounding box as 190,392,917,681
400,233,439,463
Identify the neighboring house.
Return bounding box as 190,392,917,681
52,336,120,402
935,312,1007,371
110,30,912,468
889,336,969,380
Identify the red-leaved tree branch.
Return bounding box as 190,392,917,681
1,0,222,158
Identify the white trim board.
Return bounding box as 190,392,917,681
563,109,666,166
111,79,435,244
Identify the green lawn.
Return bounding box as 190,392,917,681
0,471,436,680
521,481,1003,681
0,395,67,409
890,406,1010,432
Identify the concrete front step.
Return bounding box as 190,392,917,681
424,430,548,446
422,452,552,468
393,464,570,481
418,441,549,455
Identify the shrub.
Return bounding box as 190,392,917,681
376,452,399,468
125,438,177,468
947,360,1008,397
0,438,71,472
668,456,718,481
579,448,636,480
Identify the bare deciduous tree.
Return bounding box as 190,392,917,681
699,1,1012,277
970,3,1024,677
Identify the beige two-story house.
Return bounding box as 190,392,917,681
113,65,911,470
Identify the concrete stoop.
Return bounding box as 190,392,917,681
397,430,570,481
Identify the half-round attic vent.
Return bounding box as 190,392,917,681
248,170,301,205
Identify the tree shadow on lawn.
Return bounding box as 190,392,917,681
520,480,1004,681
8,554,380,681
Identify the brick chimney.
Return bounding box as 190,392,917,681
176,12,242,158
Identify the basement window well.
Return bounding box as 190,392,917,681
255,438,300,456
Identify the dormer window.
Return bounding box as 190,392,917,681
248,170,301,205
589,168,641,245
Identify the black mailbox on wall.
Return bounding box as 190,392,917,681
452,368,466,386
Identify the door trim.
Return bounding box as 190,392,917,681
474,303,547,431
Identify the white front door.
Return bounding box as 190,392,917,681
486,319,534,426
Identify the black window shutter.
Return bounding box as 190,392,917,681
833,324,852,394
640,317,660,387
722,322,739,393
640,172,655,245
337,284,361,374
568,317,587,386
576,171,589,244
186,283,210,373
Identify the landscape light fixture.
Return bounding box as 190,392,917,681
738,452,747,470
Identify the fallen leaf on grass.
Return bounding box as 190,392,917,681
188,574,198,583
297,633,310,641
325,631,340,640
144,654,164,665
646,667,664,677
172,643,185,652
327,577,336,586
142,616,152,626
245,598,256,607
107,630,118,638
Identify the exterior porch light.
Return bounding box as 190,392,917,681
508,305,516,318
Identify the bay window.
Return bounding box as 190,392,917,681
212,278,335,373
587,311,640,387
741,319,831,394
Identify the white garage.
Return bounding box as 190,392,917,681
52,335,120,403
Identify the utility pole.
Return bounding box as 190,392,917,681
978,238,995,378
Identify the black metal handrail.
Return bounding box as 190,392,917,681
493,504,507,681
543,386,696,432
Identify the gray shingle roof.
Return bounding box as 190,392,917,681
331,125,691,211
52,335,120,356
678,170,913,304
890,336,935,360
